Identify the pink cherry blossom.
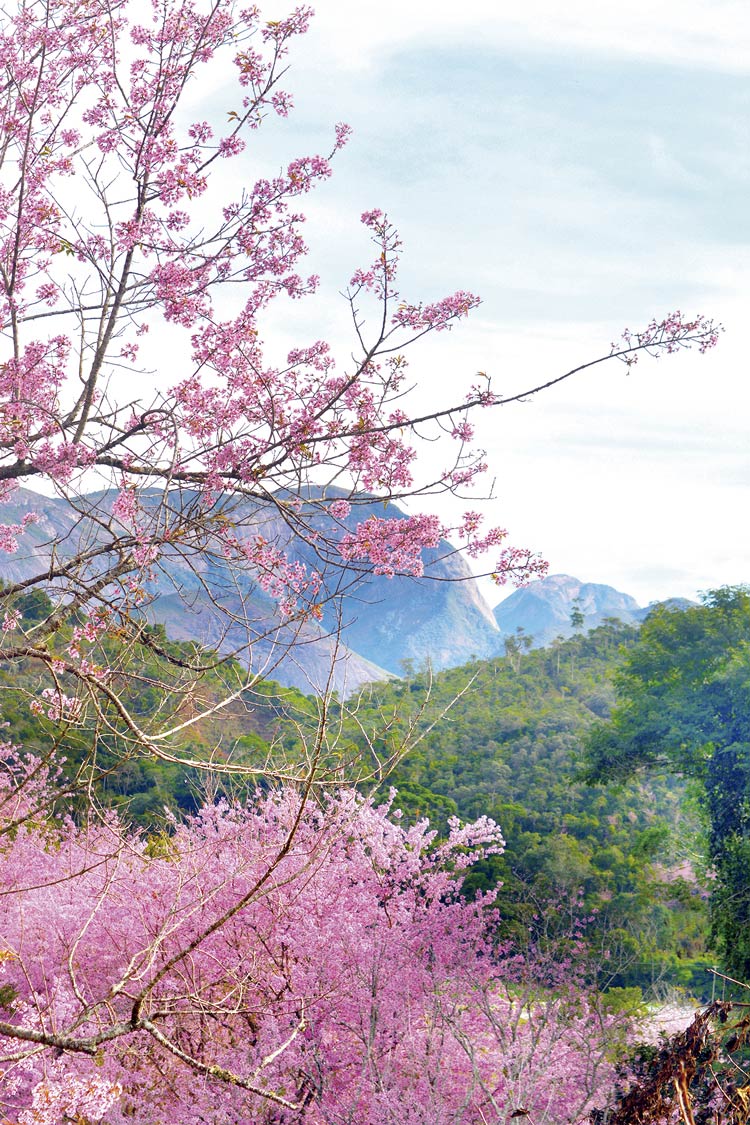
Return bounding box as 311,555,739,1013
0,752,629,1124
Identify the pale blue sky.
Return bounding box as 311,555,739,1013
209,0,750,606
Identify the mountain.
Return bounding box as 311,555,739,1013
0,489,703,690
0,487,501,692
494,573,647,647
329,560,500,675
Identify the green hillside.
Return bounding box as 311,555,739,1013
338,620,711,993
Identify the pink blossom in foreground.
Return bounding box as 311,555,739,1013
339,514,443,577
0,750,627,1124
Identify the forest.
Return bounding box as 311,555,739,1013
0,0,741,1122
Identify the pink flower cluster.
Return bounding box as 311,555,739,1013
337,508,547,587
329,498,352,520
223,531,322,618
0,511,37,554
2,609,21,632
339,514,442,577
612,310,722,366
393,289,481,333
18,1076,122,1125
29,687,83,723
31,440,94,483
491,546,549,586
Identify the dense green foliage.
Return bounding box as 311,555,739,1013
584,587,750,978
338,620,709,992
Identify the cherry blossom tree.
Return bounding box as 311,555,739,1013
0,743,632,1123
0,0,720,772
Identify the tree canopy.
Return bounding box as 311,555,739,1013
584,587,750,976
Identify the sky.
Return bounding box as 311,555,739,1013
217,0,749,607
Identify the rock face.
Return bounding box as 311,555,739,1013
332,559,500,675
493,574,645,647
0,488,500,692
142,587,391,697
309,496,502,676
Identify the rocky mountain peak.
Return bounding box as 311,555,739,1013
493,573,645,647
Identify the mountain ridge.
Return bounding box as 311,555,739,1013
0,488,699,689
492,573,698,648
